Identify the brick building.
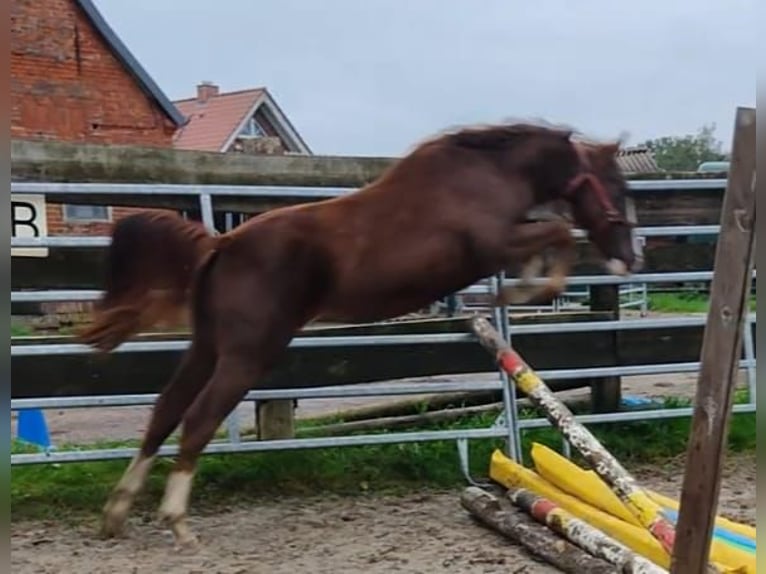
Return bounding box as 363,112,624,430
11,0,185,236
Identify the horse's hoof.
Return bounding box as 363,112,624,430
494,288,532,306
100,514,126,539
101,493,131,538
160,511,200,554
173,534,201,555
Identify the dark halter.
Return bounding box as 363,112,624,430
561,143,631,236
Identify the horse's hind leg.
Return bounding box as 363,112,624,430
101,337,215,538
157,318,297,550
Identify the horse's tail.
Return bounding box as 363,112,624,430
187,240,224,337
78,210,217,352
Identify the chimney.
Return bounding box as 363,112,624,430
196,81,219,103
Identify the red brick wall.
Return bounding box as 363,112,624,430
46,206,158,236
11,0,177,236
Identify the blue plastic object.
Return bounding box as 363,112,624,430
621,395,658,408
661,507,755,554
16,409,52,450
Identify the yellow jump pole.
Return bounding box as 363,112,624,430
469,316,718,574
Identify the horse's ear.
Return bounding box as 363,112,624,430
598,141,621,157
617,130,631,146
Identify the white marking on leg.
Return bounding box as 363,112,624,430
159,470,194,520
117,453,155,494
102,454,155,537
521,255,545,284
158,470,198,548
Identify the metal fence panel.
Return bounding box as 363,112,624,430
10,178,757,467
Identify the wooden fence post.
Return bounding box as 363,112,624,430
257,400,296,440
589,284,621,412
669,107,756,574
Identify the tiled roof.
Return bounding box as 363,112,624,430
616,146,660,173
172,88,265,152
74,0,184,127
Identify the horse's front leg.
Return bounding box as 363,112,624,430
494,220,576,306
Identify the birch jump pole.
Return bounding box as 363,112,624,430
459,486,616,573
508,487,667,573
468,315,719,573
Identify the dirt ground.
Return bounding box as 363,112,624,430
10,452,756,574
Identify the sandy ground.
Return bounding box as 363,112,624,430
10,452,755,574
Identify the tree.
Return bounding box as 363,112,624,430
641,123,728,172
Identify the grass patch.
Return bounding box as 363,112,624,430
10,324,33,337
648,290,756,314
11,402,755,523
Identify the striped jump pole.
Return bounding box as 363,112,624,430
468,316,719,574
508,487,668,574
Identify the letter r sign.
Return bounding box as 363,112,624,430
11,194,49,258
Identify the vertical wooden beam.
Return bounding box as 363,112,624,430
669,107,756,574
589,284,622,413
256,400,296,440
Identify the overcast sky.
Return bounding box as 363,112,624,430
94,0,755,156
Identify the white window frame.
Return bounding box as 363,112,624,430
238,116,267,138
62,204,112,223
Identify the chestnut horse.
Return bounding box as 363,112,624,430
79,122,640,549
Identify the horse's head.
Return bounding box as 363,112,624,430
427,122,643,275
560,141,643,276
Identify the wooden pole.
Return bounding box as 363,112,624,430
256,400,295,440
301,389,503,424
508,488,668,573
298,402,504,437
589,284,622,413
459,487,616,573
669,107,756,574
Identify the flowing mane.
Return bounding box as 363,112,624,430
441,122,573,150
403,121,575,154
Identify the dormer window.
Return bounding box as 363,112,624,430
239,116,266,137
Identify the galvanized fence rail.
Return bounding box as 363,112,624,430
10,178,757,468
